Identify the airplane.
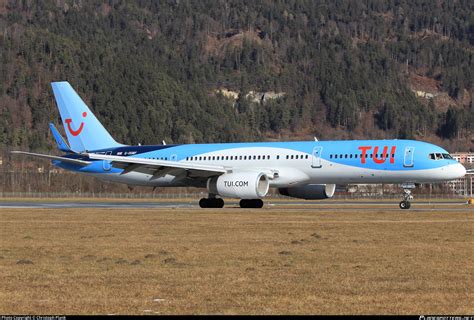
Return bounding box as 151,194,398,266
12,81,467,209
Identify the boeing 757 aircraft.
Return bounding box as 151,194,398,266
12,82,467,209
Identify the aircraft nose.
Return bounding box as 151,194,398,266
451,163,466,179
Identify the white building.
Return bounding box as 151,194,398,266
452,152,474,165
448,172,473,197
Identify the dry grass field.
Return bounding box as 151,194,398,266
0,203,473,314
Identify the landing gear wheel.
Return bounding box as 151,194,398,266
239,199,264,208
399,185,415,210
199,198,208,208
214,198,224,208
399,201,411,210
199,198,225,208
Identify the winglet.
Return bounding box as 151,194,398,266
49,123,74,153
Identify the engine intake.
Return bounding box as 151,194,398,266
279,184,336,200
207,172,269,199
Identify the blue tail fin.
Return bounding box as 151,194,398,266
51,81,123,152
49,123,74,153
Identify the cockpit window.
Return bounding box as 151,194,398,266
429,153,453,160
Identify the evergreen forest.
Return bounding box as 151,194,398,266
0,0,473,152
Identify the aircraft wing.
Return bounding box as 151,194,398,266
11,151,91,166
87,153,229,178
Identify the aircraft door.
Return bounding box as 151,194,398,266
311,146,323,168
102,151,112,171
403,147,415,167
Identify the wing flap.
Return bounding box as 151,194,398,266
87,153,229,177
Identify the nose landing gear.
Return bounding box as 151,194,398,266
399,184,415,209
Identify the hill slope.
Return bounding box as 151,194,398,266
0,0,472,151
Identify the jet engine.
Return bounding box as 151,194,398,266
278,184,336,200
207,172,269,199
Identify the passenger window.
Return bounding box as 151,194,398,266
330,155,333,159
306,155,309,159
277,155,280,160
286,155,289,159
291,155,294,159
258,155,261,160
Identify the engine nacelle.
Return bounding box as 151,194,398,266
207,172,269,199
278,184,336,200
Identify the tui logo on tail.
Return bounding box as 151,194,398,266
65,112,87,136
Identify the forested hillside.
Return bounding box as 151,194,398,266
0,0,472,152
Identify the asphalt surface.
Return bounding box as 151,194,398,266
0,200,472,211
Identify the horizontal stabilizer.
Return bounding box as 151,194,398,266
49,123,74,153
11,151,91,166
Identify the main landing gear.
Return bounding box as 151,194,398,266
239,199,264,208
399,186,414,210
198,195,264,208
199,197,224,208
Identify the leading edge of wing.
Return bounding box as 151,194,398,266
87,153,229,175
11,151,91,166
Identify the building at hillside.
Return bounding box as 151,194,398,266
448,172,473,197
452,152,474,165
449,152,474,196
